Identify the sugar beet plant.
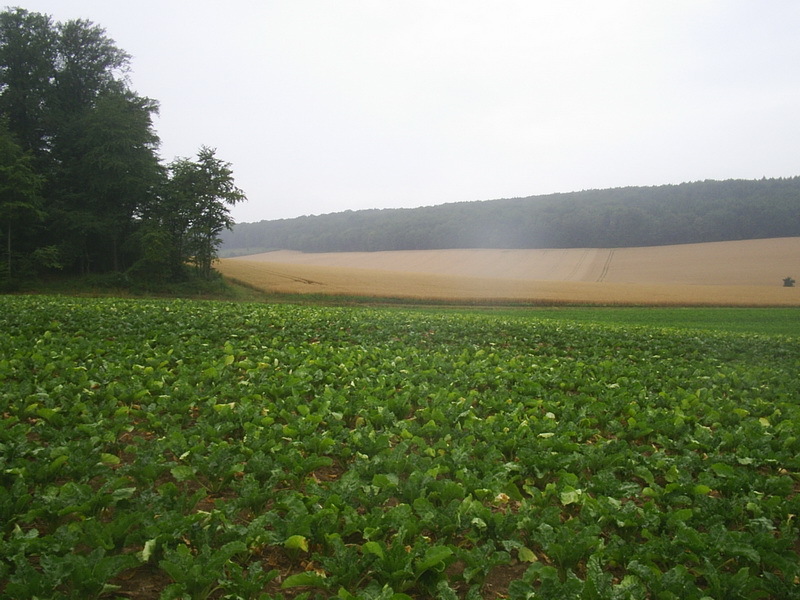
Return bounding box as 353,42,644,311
0,295,798,599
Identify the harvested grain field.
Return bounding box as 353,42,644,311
217,237,800,305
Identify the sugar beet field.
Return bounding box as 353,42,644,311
1,296,799,599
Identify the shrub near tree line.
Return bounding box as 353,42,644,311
0,8,245,287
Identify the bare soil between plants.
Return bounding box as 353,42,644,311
218,237,800,306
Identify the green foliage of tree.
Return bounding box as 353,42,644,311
223,177,800,253
0,118,43,281
0,8,57,157
0,8,245,283
127,224,172,282
169,147,246,278
144,147,246,280
49,87,162,273
50,18,130,117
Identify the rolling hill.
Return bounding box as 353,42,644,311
222,177,800,254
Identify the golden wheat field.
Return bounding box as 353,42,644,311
217,237,800,305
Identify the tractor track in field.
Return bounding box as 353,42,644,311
596,249,615,282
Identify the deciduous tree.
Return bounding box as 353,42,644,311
0,8,246,283
0,8,56,157
50,88,162,272
0,119,43,279
164,147,246,278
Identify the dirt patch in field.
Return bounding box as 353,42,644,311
218,238,800,305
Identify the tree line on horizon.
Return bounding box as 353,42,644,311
0,8,245,288
222,177,800,254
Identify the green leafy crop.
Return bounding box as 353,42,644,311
0,296,798,598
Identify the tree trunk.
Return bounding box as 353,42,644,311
112,236,119,272
6,222,10,278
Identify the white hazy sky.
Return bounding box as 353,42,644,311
15,1,800,223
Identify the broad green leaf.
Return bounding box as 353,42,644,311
415,545,453,572
710,463,735,478
170,466,195,482
362,541,385,559
560,486,583,505
139,539,157,562
112,487,137,501
284,535,309,552
372,473,399,488
36,407,60,421
518,546,537,562
670,508,694,523
49,455,69,471
471,517,487,529
100,453,121,466
281,572,327,588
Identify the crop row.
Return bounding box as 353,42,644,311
0,296,798,599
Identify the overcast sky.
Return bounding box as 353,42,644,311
16,1,800,223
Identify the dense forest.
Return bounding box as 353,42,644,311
0,8,245,288
222,177,800,254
